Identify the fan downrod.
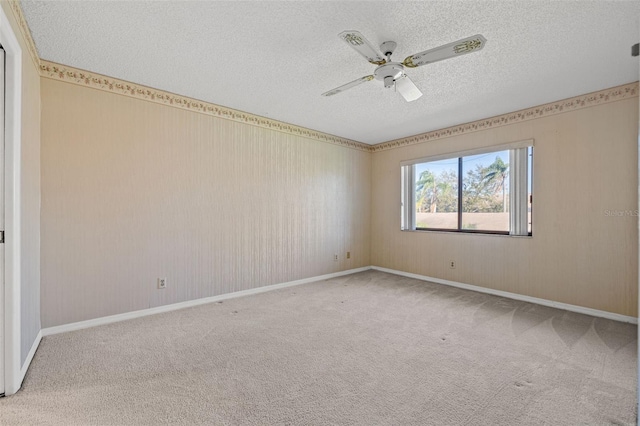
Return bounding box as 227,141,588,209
380,41,397,58
373,41,402,88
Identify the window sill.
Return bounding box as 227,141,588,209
401,228,533,238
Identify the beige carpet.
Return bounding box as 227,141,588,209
0,270,636,425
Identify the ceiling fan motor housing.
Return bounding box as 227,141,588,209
374,62,404,88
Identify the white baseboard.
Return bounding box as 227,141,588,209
19,330,42,385
40,264,636,338
371,266,637,324
42,267,372,337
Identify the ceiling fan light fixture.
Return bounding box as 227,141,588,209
374,62,404,84
395,75,423,102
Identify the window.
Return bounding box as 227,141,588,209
401,141,533,236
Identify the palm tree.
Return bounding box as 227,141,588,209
435,178,456,212
415,170,435,213
482,157,509,212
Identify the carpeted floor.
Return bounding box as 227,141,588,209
0,270,636,425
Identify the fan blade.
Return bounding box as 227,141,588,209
338,31,386,65
322,75,374,97
395,75,423,102
403,34,487,68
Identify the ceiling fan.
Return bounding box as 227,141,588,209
322,31,487,102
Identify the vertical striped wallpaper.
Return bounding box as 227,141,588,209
39,71,639,323
40,78,371,327
371,97,639,316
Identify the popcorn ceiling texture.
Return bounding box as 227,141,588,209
20,0,640,144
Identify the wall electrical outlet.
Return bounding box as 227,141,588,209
333,254,338,261
449,261,456,269
346,251,351,259
158,278,167,289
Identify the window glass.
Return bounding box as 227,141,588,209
461,151,509,232
415,158,458,230
401,142,532,236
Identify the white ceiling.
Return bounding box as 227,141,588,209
21,1,640,145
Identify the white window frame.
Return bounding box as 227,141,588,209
401,139,533,236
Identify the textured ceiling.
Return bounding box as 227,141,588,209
21,1,640,145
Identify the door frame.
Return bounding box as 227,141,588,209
0,6,22,396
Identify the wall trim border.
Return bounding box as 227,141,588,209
372,266,637,324
41,267,372,336
6,0,39,69
38,58,638,154
372,82,639,152
38,60,371,153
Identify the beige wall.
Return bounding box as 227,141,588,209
40,77,639,325
371,97,639,317
40,78,371,327
1,2,41,367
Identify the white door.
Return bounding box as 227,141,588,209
0,45,6,396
